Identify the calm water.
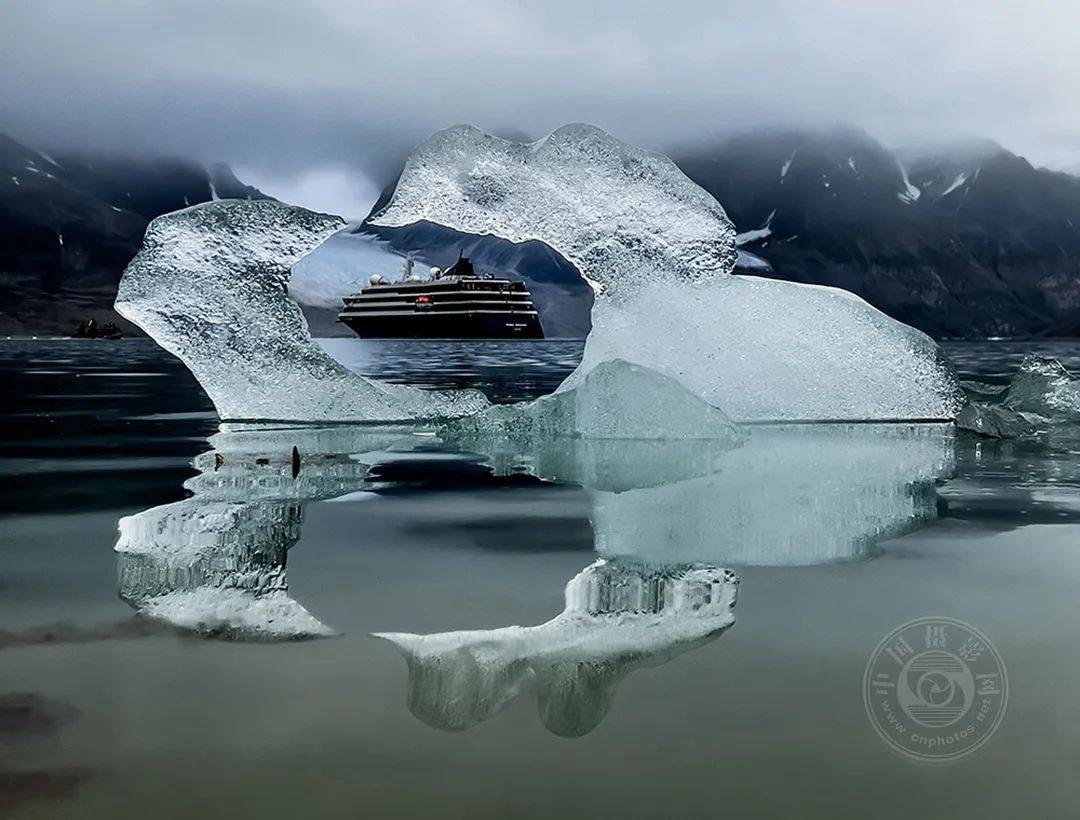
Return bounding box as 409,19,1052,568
3,338,1080,819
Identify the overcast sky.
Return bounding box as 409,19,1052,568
2,1,1078,218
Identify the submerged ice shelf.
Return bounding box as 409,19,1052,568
372,123,964,422
116,496,332,640
115,199,487,422
591,424,954,566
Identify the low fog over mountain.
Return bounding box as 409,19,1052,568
0,132,266,335
6,2,1080,203
6,122,1080,339
4,2,1080,338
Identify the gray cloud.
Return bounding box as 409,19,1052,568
2,0,1078,214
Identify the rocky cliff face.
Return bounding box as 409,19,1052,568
0,133,266,335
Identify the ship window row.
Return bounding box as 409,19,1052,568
342,304,539,314
344,294,535,305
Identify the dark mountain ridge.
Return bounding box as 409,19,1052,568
362,125,1080,339
0,133,266,335
4,126,1080,340
675,126,1080,338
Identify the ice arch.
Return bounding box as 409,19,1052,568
371,123,964,422
115,199,487,422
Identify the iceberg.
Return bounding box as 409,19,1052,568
376,560,738,737
1002,355,1080,422
954,401,1037,439
372,124,964,422
115,200,487,422
955,355,1080,438
369,123,736,294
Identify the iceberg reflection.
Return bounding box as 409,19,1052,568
376,560,738,737
114,424,418,640
455,422,956,566
378,423,954,736
114,412,957,742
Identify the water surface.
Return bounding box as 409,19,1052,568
3,338,1080,819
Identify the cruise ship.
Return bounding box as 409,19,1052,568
338,256,545,339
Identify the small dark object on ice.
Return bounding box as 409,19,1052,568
255,457,269,465
213,453,225,471
72,319,122,340
291,446,301,479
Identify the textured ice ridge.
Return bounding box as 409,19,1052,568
376,560,738,737
370,123,737,293
372,124,964,422
443,358,742,440
116,199,487,422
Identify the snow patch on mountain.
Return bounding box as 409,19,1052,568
780,150,797,181
734,209,775,246
939,172,968,198
735,249,771,270
896,159,922,204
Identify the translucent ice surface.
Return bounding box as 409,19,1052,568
1003,355,1080,422
570,277,964,422
444,358,742,440
376,560,738,737
116,200,487,422
373,124,963,422
370,123,737,293
955,355,1080,438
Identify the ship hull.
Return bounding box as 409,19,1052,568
340,311,544,339
338,270,545,339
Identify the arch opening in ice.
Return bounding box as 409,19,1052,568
371,123,965,423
